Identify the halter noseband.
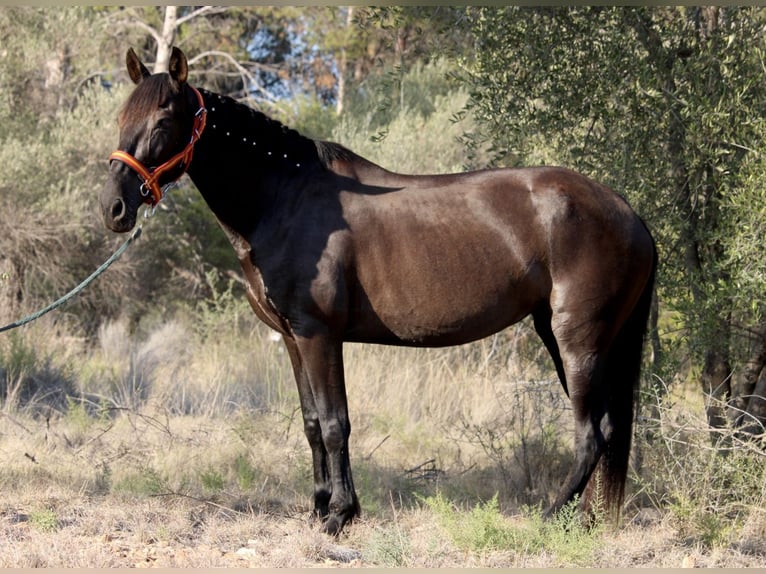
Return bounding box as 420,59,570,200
108,85,207,206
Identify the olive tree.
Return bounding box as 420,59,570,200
455,6,766,434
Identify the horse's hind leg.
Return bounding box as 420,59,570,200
544,320,612,517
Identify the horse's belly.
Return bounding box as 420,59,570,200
346,263,546,347
346,311,522,347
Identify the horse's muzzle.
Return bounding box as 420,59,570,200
102,193,136,233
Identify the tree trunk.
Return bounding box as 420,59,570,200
729,321,766,435
701,346,732,432
153,6,177,73
745,369,766,435
633,8,734,435
335,6,354,116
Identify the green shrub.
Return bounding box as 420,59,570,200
28,508,59,533
425,492,521,553
363,524,412,567
199,466,226,494
234,453,257,491
113,467,167,497
424,492,604,565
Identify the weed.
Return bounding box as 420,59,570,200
0,333,37,410
363,524,412,566
234,453,257,491
527,498,606,565
424,492,604,565
633,382,766,551
424,492,521,553
113,467,167,497
199,466,225,494
64,396,92,432
93,462,112,495
28,508,59,533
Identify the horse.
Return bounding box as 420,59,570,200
100,47,657,535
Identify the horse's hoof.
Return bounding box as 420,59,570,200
320,515,344,536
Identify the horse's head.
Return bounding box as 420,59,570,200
101,47,205,232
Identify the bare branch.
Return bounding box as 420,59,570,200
189,50,279,102
175,5,230,28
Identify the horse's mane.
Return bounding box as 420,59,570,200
120,77,367,173
315,141,362,167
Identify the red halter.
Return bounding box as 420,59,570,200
108,86,207,206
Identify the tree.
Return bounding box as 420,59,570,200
0,7,122,328
0,6,255,331
107,6,271,99
455,6,766,435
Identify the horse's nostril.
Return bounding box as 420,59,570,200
110,198,126,221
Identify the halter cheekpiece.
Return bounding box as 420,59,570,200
108,85,207,206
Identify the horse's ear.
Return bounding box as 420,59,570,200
168,46,188,86
126,48,151,85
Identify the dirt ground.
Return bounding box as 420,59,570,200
1,490,765,568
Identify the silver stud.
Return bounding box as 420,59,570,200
211,107,216,112
243,137,247,142
226,132,230,136
296,163,301,167
283,154,287,158
267,151,272,156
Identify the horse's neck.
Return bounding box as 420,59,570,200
188,89,320,232
188,89,409,235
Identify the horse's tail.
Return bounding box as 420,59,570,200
595,232,658,520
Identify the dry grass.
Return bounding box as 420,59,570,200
0,402,763,567
0,299,765,567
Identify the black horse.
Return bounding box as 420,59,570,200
100,47,657,535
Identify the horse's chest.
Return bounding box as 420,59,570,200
218,221,288,334
239,257,289,334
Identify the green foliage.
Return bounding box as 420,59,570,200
192,270,250,342
424,492,604,565
333,72,486,174
270,93,339,141
28,508,59,533
0,7,109,136
456,6,766,410
199,466,226,494
425,493,520,552
0,333,38,409
194,452,258,495
63,396,93,433
114,467,167,497
362,524,412,567
0,330,77,413
234,453,257,491
532,498,606,565
344,58,461,136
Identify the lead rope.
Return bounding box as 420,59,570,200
0,210,153,334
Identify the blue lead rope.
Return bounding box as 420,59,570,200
0,225,143,334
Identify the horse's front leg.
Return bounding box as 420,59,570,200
289,331,360,535
283,335,332,519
